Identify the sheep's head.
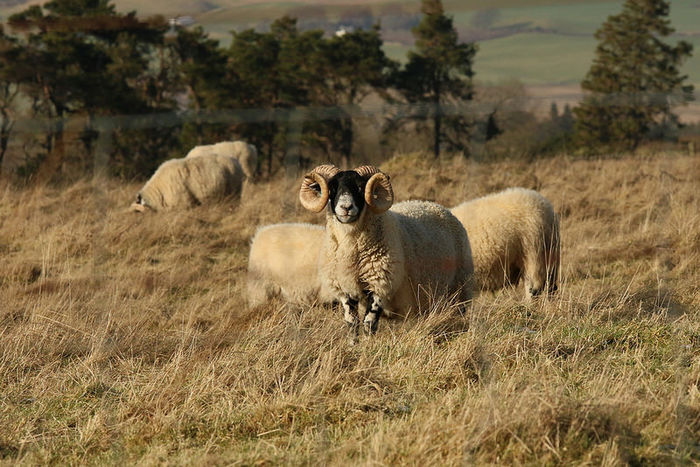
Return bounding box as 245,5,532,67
299,164,394,223
130,193,150,213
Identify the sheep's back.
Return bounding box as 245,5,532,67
390,200,472,296
140,154,243,210
213,141,257,180
451,188,555,289
183,154,244,203
247,223,326,305
140,159,194,209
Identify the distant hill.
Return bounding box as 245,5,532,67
1,0,697,120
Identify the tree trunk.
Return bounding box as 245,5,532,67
433,84,441,159
35,118,65,184
0,112,11,176
433,106,441,159
266,141,273,177
340,117,353,169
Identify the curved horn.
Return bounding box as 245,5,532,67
313,164,341,180
299,164,340,212
353,165,382,178
364,172,394,213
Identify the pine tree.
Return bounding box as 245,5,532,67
0,26,30,174
171,26,230,154
173,26,228,113
574,0,693,151
8,0,167,181
314,25,396,167
227,24,285,175
394,0,476,158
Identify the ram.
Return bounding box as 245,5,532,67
451,187,560,298
247,223,333,307
130,153,244,212
299,164,474,336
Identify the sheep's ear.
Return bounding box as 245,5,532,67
130,193,148,212
130,201,146,212
365,172,393,213
299,171,330,212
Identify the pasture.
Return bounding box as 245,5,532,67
1,150,698,463
2,1,698,89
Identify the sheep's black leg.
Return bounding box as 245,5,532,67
363,292,383,335
341,296,360,338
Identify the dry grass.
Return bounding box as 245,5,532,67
1,151,699,464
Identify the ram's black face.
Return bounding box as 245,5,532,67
328,171,367,224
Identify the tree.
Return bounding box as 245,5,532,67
393,0,477,158
226,24,284,175
172,26,227,114
0,26,30,175
225,19,396,173
8,0,167,181
313,25,396,167
574,0,694,151
171,25,230,154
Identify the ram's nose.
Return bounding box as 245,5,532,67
337,201,353,216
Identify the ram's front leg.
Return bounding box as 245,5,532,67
341,296,360,340
363,292,384,335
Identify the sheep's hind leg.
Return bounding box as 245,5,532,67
341,296,360,341
363,292,384,335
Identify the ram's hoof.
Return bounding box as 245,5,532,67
363,318,379,335
345,319,359,329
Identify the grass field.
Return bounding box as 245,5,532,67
1,150,699,463
188,0,700,88
2,0,697,87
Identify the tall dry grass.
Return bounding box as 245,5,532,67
0,151,699,464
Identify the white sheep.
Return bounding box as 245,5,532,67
299,164,474,335
450,187,560,298
130,152,244,212
247,223,333,307
186,141,257,181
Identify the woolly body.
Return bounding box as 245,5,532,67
186,141,257,180
135,153,244,211
247,223,332,307
321,199,474,316
450,187,560,297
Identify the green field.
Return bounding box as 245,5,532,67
1,1,697,91
193,0,700,87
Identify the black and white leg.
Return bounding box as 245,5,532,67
341,296,360,334
363,292,384,334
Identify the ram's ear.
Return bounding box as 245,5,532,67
130,193,147,212
130,202,146,212
365,172,393,213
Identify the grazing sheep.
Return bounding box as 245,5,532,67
299,164,474,335
130,153,244,212
186,141,257,181
247,223,333,307
450,187,560,298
